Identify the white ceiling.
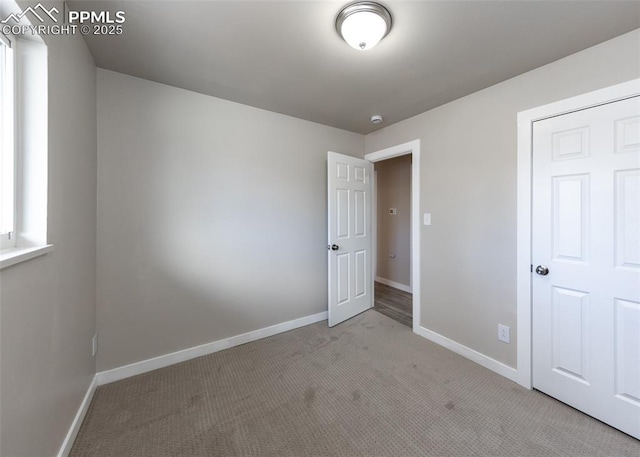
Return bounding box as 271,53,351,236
70,0,640,134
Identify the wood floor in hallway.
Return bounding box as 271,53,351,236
373,281,412,327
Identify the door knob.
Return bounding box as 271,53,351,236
329,244,339,251
535,265,549,276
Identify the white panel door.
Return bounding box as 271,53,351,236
532,96,640,439
327,151,372,327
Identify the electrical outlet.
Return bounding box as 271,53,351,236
498,324,510,343
92,334,98,357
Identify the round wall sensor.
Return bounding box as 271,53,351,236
371,115,383,124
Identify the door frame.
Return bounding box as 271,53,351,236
365,140,421,333
516,78,640,389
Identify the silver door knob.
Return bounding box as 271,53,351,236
535,265,549,276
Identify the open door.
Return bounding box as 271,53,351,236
327,151,373,327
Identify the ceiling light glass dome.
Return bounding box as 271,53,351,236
336,2,392,51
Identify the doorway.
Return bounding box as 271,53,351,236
365,140,421,332
517,79,640,439
372,155,412,327
531,96,639,439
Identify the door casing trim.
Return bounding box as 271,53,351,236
365,140,421,333
516,78,640,389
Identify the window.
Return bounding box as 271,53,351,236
0,33,15,250
0,30,51,269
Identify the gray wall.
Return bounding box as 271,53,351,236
375,155,411,287
96,70,364,371
0,30,97,457
365,29,640,368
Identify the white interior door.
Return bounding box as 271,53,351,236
327,151,373,327
532,96,640,439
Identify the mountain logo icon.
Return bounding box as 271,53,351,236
1,3,59,24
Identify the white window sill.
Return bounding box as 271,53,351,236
0,244,54,270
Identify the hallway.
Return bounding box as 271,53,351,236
373,282,412,327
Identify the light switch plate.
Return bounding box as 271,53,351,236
423,213,431,225
389,208,397,215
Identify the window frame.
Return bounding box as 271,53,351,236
0,31,16,250
0,30,52,269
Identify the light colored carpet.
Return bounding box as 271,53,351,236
71,310,640,456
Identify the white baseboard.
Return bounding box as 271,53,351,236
375,276,412,293
58,314,516,455
414,326,519,384
96,311,328,386
57,376,96,457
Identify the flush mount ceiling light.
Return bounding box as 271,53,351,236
336,2,392,51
